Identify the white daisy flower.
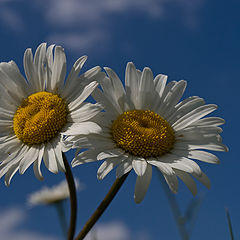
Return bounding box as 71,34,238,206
28,179,82,205
0,43,104,185
69,62,228,203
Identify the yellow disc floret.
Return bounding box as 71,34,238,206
111,110,175,158
13,91,68,145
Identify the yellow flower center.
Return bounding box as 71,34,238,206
111,110,175,158
13,91,68,145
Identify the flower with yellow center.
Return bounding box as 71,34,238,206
68,62,228,203
0,43,104,185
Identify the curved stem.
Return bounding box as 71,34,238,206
63,152,77,240
75,172,130,240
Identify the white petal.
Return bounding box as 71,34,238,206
48,46,66,92
33,43,47,91
177,125,222,135
19,147,39,174
137,67,155,109
160,80,187,116
100,76,124,114
162,171,178,194
0,94,17,113
154,74,167,98
148,159,174,175
172,149,220,164
152,81,177,114
0,63,26,104
53,137,65,172
176,127,222,143
65,66,103,103
174,141,228,152
134,164,152,203
116,156,133,178
172,104,217,131
167,97,205,124
92,87,121,117
132,158,147,176
97,148,125,160
72,149,98,167
125,62,139,109
68,81,99,111
43,142,58,173
104,67,126,112
192,117,225,127
176,158,202,176
24,47,39,91
68,103,102,123
0,144,28,179
71,134,116,150
61,56,87,98
192,171,211,189
136,69,142,80
0,136,21,155
168,160,196,174
5,163,19,186
33,145,44,180
2,61,30,96
46,44,55,69
97,157,122,180
62,122,102,135
175,169,197,196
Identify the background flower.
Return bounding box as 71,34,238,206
28,179,82,205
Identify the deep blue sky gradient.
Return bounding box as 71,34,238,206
0,0,239,239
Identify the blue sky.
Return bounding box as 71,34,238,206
0,0,239,239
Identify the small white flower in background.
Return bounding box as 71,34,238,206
0,43,104,186
68,62,228,203
28,179,82,205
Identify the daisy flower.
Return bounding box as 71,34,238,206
69,62,228,203
0,43,104,185
28,179,82,205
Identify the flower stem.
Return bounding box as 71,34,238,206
63,152,77,240
75,172,130,240
158,172,189,240
55,201,68,238
226,208,234,240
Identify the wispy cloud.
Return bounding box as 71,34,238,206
85,220,151,240
48,30,109,53
39,0,205,53
0,0,205,53
0,5,24,32
0,207,57,240
37,0,164,26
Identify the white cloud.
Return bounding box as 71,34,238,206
0,6,24,32
38,0,205,53
0,207,57,240
48,30,109,53
86,221,130,240
0,0,205,52
85,220,151,240
38,0,164,26
36,0,204,27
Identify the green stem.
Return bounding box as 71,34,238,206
158,172,189,240
226,208,234,240
75,172,130,240
55,201,68,238
63,152,77,240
